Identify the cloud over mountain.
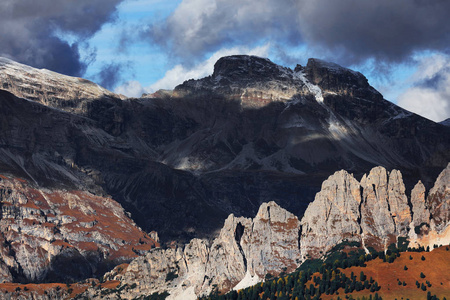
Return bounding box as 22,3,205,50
398,54,450,122
146,0,450,66
0,0,124,76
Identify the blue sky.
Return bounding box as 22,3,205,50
1,0,449,122
81,0,181,87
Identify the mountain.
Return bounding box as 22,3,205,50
71,163,450,299
0,55,449,294
1,55,448,243
160,56,449,179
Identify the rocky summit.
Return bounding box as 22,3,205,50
0,55,449,298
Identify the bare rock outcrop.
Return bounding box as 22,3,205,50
204,215,250,293
301,165,446,259
427,163,450,233
173,55,310,108
0,175,158,283
241,202,301,278
359,167,396,249
91,201,301,299
410,181,430,232
387,170,411,235
300,170,361,259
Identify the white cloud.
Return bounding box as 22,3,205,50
114,80,147,97
398,87,449,122
149,43,270,91
149,0,295,58
113,44,270,97
397,54,450,122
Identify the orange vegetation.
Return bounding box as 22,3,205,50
51,240,74,248
113,263,129,275
319,246,450,300
0,279,101,298
100,280,120,289
0,282,66,295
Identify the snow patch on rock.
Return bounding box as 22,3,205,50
233,270,261,291
294,71,323,102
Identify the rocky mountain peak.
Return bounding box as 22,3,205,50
174,55,386,108
174,55,307,107
300,58,382,100
212,55,289,81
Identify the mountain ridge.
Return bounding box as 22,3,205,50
0,57,125,115
0,55,448,244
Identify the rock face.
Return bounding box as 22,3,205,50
77,164,449,300
301,164,450,258
174,55,309,107
0,175,158,283
84,202,301,299
427,163,450,233
410,181,429,229
302,58,381,100
360,167,400,249
300,170,362,259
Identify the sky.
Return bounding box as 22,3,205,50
0,0,449,122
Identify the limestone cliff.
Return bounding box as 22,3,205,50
300,170,361,259
79,202,300,299
75,164,449,300
301,164,449,258
427,163,449,233
410,181,429,228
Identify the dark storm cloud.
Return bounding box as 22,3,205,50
418,67,450,90
297,0,450,65
96,62,131,90
0,0,124,76
146,0,450,65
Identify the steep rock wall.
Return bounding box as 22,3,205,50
94,164,450,299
